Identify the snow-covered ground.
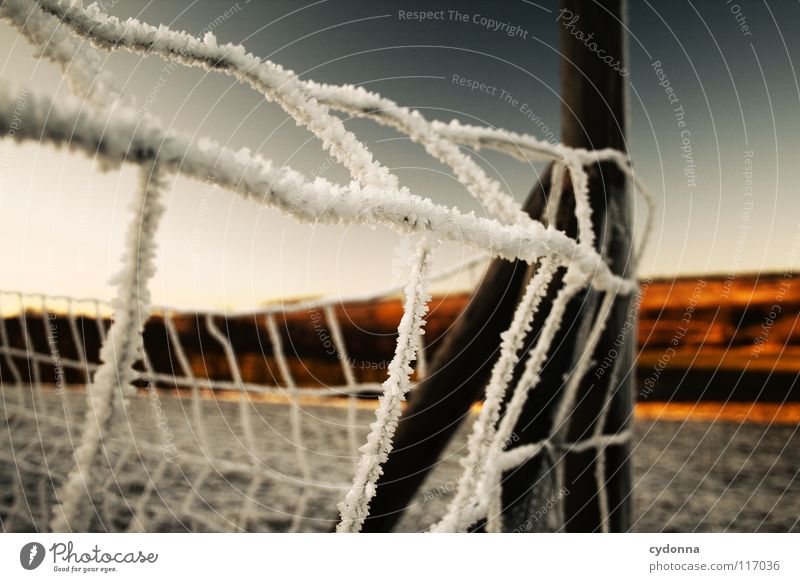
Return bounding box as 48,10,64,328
1,388,797,532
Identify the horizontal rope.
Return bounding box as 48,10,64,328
0,84,636,295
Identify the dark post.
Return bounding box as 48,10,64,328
499,0,634,532
559,0,634,533
361,0,635,533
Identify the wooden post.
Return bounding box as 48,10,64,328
361,0,635,532
498,0,634,532
560,0,634,533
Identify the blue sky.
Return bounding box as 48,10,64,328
1,1,798,308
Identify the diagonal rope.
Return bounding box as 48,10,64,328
50,162,166,532
337,238,434,533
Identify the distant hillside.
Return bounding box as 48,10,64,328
636,272,799,401
2,272,797,402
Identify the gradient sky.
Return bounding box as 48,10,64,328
1,0,799,309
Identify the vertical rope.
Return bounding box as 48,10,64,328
94,300,107,343
165,313,210,451
125,340,167,533
546,161,565,228
18,295,45,414
16,294,50,528
547,291,617,531
66,299,90,385
454,160,576,532
0,292,29,530
101,440,135,531
323,304,360,464
0,293,24,388
51,161,166,532
591,324,631,533
560,153,595,250
205,314,258,454
551,291,618,436
127,457,169,533
35,295,58,524
38,296,57,413
205,314,263,531
337,238,433,533
265,313,312,532
165,311,219,528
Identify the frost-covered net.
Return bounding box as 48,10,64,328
0,0,652,533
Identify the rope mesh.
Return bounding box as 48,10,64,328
0,0,650,533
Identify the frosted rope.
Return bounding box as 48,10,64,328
125,343,165,533
303,83,526,224
0,294,24,386
0,86,630,295
24,2,401,197
19,0,528,225
425,121,655,259
547,162,566,228
337,239,433,533
66,301,91,384
0,0,119,105
466,163,566,529
51,162,166,532
14,0,660,255
0,84,634,295
206,313,283,532
163,314,210,452
3,0,652,266
18,301,44,413
323,304,360,462
304,79,653,236
489,290,622,533
2,0,644,282
592,329,632,533
436,259,558,531
435,264,584,532
0,0,649,533
551,291,618,436
265,313,313,533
